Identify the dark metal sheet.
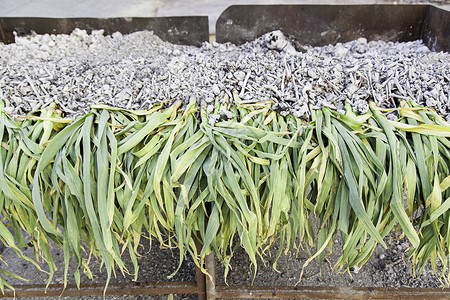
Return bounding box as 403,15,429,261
216,285,450,299
422,6,450,52
216,4,449,51
0,16,209,46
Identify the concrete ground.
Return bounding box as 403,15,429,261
1,0,449,33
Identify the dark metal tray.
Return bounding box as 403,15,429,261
216,5,449,52
0,16,209,46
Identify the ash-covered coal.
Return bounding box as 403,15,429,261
0,29,449,122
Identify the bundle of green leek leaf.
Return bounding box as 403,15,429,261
0,91,449,293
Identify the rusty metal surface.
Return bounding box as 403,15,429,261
0,16,209,46
215,285,450,299
195,239,207,300
205,253,216,300
196,265,207,300
216,5,450,52
0,281,199,298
